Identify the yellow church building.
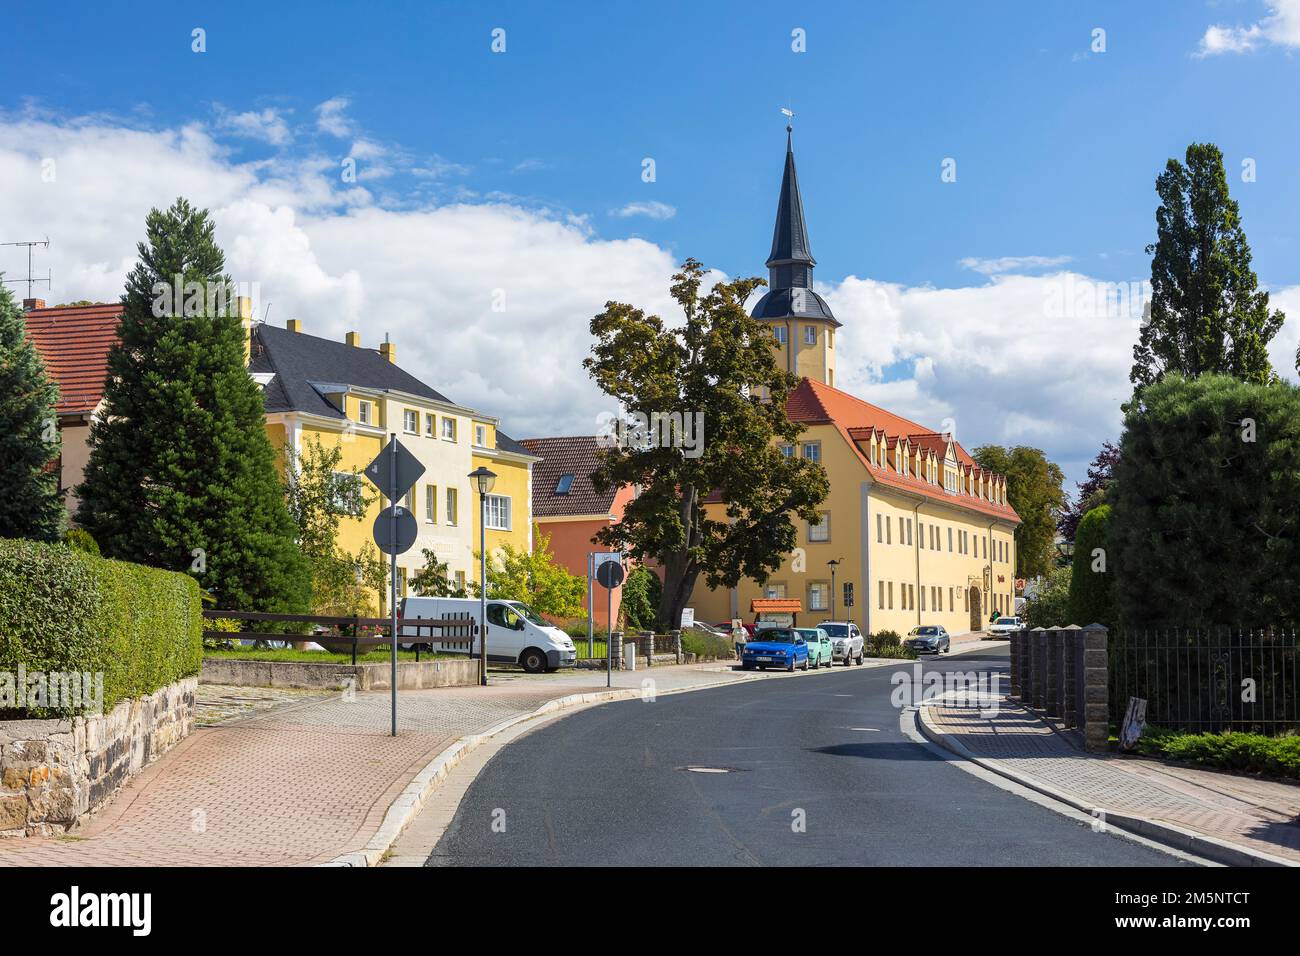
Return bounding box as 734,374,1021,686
689,129,1021,636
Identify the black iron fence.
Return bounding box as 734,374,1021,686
1109,627,1299,734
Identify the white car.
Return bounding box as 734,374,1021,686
399,596,577,673
987,615,1022,637
818,621,865,665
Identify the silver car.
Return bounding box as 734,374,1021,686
905,625,951,654
819,621,865,665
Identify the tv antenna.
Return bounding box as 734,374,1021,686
1,238,52,299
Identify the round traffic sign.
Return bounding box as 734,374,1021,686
374,505,418,555
595,560,625,589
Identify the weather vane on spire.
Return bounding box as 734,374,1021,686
780,106,794,132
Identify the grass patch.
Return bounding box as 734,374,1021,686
1135,727,1300,781
204,647,459,664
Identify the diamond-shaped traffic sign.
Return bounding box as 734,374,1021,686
364,436,426,502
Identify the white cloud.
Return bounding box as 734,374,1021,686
216,106,292,146
609,200,676,220
958,254,1072,275
315,96,352,136
3,109,1294,488
1197,0,1300,55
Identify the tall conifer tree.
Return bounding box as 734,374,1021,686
78,198,308,611
0,282,63,540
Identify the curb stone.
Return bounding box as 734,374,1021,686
914,700,1296,868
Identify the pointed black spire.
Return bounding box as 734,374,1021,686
766,125,816,289
751,127,839,328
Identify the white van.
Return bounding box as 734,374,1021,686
398,596,577,673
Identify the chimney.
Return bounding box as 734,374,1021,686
380,336,396,363
345,331,362,347
22,298,45,311
236,296,254,365
286,319,302,333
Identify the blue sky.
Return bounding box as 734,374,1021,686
2,0,1299,485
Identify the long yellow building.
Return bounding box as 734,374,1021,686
249,319,536,610
690,130,1021,636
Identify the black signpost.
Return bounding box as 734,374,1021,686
364,435,426,737
595,555,624,687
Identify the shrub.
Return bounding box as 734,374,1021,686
1136,727,1300,781
865,630,916,659
621,566,661,630
871,630,902,649
1067,505,1115,629
681,627,732,660
0,538,203,717
62,527,101,557
1021,566,1072,628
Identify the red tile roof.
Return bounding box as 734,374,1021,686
788,378,1021,524
519,435,620,518
24,303,122,416
751,598,801,613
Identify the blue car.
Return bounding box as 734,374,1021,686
741,627,810,672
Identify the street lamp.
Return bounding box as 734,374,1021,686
827,559,840,620
468,466,497,687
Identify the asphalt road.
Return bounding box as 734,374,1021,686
427,646,1187,866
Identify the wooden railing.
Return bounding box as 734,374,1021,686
202,609,478,665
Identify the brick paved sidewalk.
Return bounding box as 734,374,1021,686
0,662,755,867
921,695,1300,865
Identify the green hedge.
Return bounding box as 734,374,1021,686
0,538,202,718
1136,727,1300,780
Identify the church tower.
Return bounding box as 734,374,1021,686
751,127,840,387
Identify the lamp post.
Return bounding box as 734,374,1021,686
828,558,840,620
468,466,497,687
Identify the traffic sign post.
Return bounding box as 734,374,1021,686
363,435,426,737
594,554,624,688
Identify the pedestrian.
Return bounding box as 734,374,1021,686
731,618,747,664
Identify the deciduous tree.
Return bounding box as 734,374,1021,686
972,445,1066,579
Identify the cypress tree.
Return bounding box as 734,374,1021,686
0,282,63,540
77,198,309,611
1132,143,1285,390
1067,505,1115,629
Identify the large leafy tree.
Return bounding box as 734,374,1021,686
0,281,63,540
1057,441,1120,543
1131,143,1284,390
585,259,829,630
972,445,1066,579
77,198,309,611
478,530,587,619
283,436,385,615
1110,374,1300,630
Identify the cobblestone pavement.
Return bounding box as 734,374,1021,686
923,697,1300,863
0,662,769,867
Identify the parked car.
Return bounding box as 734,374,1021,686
399,596,577,673
741,627,810,672
905,625,950,655
795,627,834,668
819,621,865,665
988,616,1022,637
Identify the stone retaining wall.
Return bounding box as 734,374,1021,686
0,676,196,837
200,656,478,691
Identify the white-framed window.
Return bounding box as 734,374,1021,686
357,400,372,425
779,444,794,458
808,583,828,611
773,325,788,345
425,413,436,437
803,325,816,345
485,494,512,531
442,417,457,441
445,487,458,525
403,409,418,434
425,485,436,522
330,472,364,516
765,583,787,599
801,442,821,463
454,570,466,590
475,423,487,447
403,488,413,510
809,513,829,542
